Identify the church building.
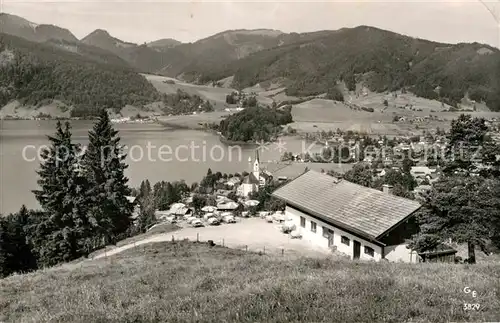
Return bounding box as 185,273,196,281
237,150,271,197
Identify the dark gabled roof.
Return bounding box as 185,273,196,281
272,170,421,241
243,172,260,185
418,243,457,256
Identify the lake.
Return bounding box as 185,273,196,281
0,120,322,214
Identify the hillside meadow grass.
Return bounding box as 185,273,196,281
1,241,499,323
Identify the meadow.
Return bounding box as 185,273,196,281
145,75,500,137
1,240,499,323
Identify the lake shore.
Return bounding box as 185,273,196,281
157,112,230,130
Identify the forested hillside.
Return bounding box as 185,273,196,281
79,28,326,82
3,12,500,112
146,38,182,51
0,13,78,43
203,27,500,111
0,33,160,117
46,39,133,68
165,30,336,83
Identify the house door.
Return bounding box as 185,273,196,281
353,240,361,259
327,230,334,247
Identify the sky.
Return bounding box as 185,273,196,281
1,0,499,48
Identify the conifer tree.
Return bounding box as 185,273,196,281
31,121,94,266
136,193,156,233
138,179,152,201
82,109,133,245
0,219,12,277
3,206,38,274
163,182,174,209
410,115,500,263
409,176,500,263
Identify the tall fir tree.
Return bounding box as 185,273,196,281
409,176,500,263
82,109,133,245
31,121,94,266
163,182,174,209
444,114,500,177
136,192,156,233
138,179,152,201
5,206,38,274
410,115,500,263
0,218,12,277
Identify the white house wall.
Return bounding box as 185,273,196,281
285,205,382,261
384,244,419,263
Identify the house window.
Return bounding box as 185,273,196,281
323,227,330,238
300,217,306,228
364,246,375,257
341,236,350,245
310,221,317,233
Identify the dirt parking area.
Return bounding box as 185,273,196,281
164,218,331,257
92,218,332,260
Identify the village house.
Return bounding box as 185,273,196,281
226,176,241,187
410,166,438,184
272,170,422,262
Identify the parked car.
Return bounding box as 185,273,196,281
186,216,199,224
272,212,285,223
222,215,236,223
191,219,204,227
203,213,214,221
165,215,177,223
281,222,296,234
259,211,269,219
207,217,220,225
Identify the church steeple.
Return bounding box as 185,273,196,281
253,149,260,180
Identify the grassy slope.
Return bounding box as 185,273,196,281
1,241,499,322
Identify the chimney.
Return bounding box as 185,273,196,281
382,184,393,195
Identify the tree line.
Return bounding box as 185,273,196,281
328,161,417,199
0,110,134,276
161,89,214,115
218,105,293,142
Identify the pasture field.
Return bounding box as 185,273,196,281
144,74,234,111
157,111,229,130
144,74,273,109
290,96,500,136
1,239,499,323
289,99,408,135
144,75,500,136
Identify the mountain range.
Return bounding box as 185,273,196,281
1,12,500,111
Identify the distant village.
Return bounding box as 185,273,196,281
282,124,500,200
